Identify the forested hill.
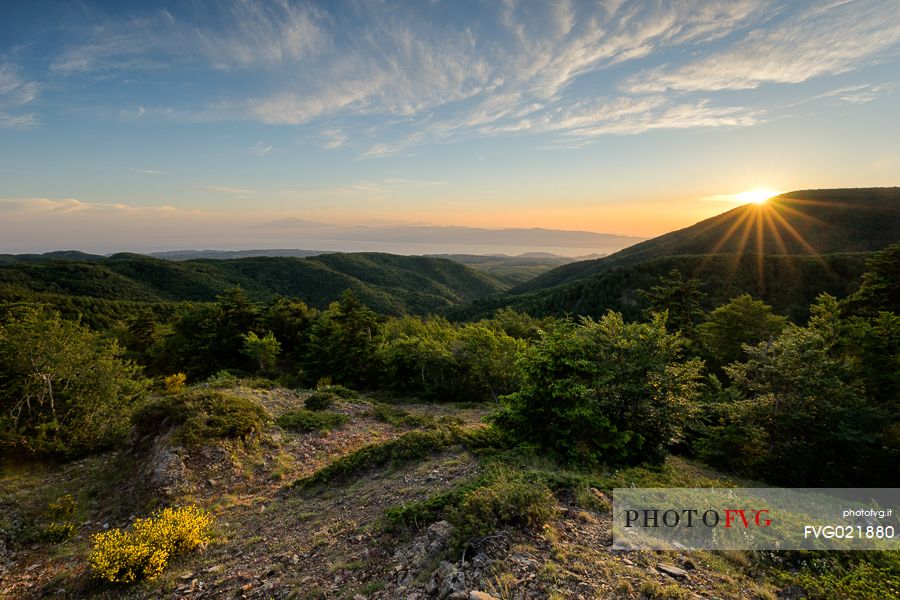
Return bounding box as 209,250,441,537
513,187,900,294
0,252,504,316
452,188,900,322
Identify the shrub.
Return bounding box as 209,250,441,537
449,468,558,543
47,494,77,519
0,306,149,456
304,390,339,411
89,505,212,584
43,521,77,543
132,390,270,446
319,384,359,400
164,373,187,395
276,409,348,433
296,427,472,489
371,403,434,428
205,370,239,388
43,493,78,542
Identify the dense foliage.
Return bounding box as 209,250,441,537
493,312,703,467
132,390,270,446
0,306,148,456
696,289,899,485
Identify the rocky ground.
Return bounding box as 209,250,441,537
1,386,786,599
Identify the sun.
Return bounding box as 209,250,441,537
735,189,782,205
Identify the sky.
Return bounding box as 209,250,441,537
1,0,899,254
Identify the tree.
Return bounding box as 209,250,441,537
846,242,900,315
241,331,281,374
306,291,381,387
493,312,703,466
377,316,460,399
697,294,788,372
638,269,706,338
0,307,148,456
454,323,525,402
261,296,316,358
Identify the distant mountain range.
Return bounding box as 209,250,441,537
245,221,644,255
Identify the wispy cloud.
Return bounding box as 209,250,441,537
51,1,325,74
195,185,253,195
0,61,40,129
129,167,166,175
249,141,273,156
326,177,447,199
29,0,900,152
812,83,895,105
0,197,203,216
559,99,764,137
359,143,401,159
321,128,347,149
623,1,900,93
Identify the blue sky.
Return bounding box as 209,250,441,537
1,0,899,253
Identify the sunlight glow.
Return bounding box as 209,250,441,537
735,189,782,205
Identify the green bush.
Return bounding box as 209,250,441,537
276,409,348,433
318,384,359,400
0,306,149,456
492,312,703,467
132,390,270,446
295,427,476,489
449,468,558,543
304,390,339,411
371,403,434,428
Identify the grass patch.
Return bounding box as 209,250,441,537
294,426,501,490
371,403,435,428
276,409,349,433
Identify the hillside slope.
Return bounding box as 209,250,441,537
514,187,900,294
0,385,805,600
454,252,870,323
0,252,504,316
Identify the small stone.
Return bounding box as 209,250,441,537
657,563,689,579
290,554,300,565
469,593,500,600
205,565,223,573
471,553,491,570
353,595,367,600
